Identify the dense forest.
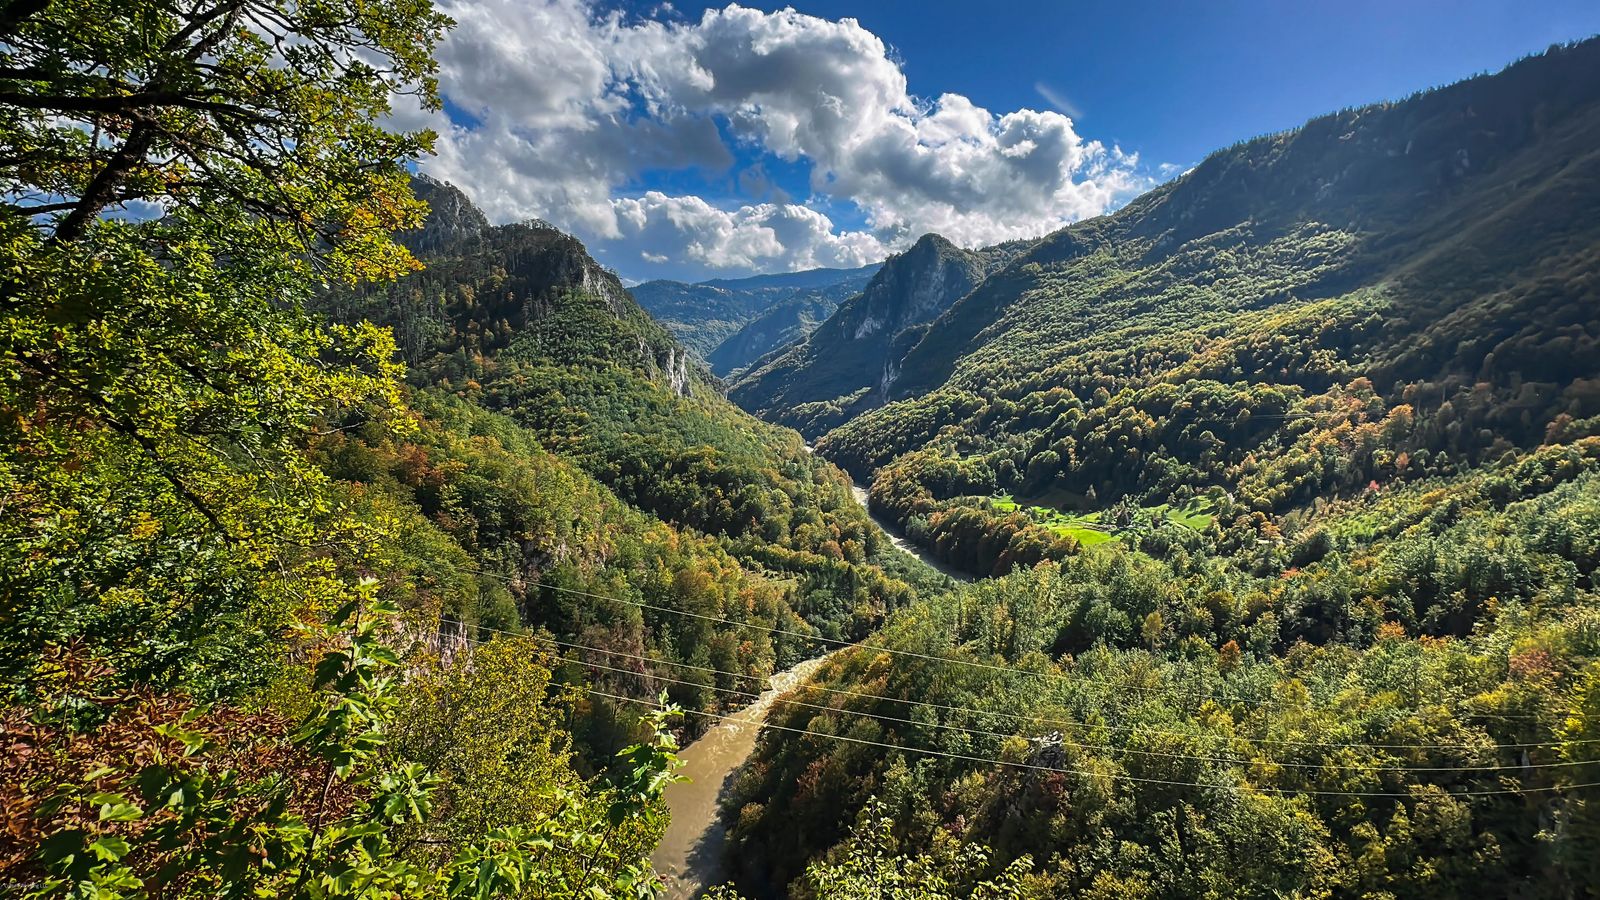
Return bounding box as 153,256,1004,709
0,2,940,896
797,37,1600,581
4,0,1600,898
717,37,1600,899
724,441,1600,896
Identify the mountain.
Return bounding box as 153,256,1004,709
399,172,490,254
630,263,879,365
317,180,946,760
384,184,695,395
704,290,838,377
720,39,1600,900
885,38,1600,405
20,7,1600,898
785,37,1600,578
728,233,1030,436
338,181,892,568
700,266,884,293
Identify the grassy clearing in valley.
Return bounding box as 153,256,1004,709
987,493,1214,546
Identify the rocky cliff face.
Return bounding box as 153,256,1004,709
399,174,491,255
842,235,982,344
726,233,1011,436
354,178,701,398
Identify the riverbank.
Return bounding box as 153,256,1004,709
848,482,974,583
650,653,832,899
649,456,972,897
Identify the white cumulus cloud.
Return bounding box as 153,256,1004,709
611,192,887,272
410,0,1154,280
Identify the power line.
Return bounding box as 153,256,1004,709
438,562,1342,710
432,563,1555,723
473,632,1592,773
441,621,1600,759
585,687,1600,799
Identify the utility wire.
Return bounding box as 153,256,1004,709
434,561,1561,728
438,562,1346,711
459,630,1593,773
585,687,1600,799
447,623,1585,753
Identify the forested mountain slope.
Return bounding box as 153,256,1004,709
715,39,1600,900
12,0,1600,896
1,1,773,893
631,263,878,365
0,0,946,878
729,234,1032,436
727,444,1600,897
317,181,945,750
800,38,1600,578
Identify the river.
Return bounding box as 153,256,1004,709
649,465,969,898
649,653,832,898
847,483,974,584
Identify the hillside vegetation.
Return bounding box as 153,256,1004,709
7,1,1600,897
718,38,1600,899
803,38,1600,579
731,234,1033,436
319,177,955,758
0,4,938,896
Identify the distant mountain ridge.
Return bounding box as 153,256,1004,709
701,266,882,292
885,39,1600,405
727,233,1032,436
630,263,880,373
705,291,837,377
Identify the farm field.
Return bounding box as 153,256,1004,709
985,493,1216,546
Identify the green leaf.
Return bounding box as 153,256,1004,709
94,794,144,823
89,834,132,862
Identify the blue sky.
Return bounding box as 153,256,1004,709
657,0,1600,171
408,1,1600,282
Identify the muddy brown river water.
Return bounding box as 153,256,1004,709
649,468,969,897
648,653,832,898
